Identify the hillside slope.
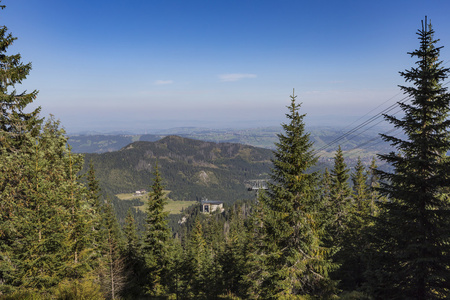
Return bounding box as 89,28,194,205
84,135,274,203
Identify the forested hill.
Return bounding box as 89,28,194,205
83,135,275,203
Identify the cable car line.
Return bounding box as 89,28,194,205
313,79,450,155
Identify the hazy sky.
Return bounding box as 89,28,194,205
4,0,450,132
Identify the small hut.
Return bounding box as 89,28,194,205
201,200,224,214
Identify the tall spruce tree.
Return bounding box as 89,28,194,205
86,160,102,207
0,3,42,290
0,3,102,296
327,145,352,244
122,208,146,298
0,117,100,294
243,198,270,299
254,91,337,298
335,157,372,292
351,157,369,212
368,18,450,299
123,209,140,267
3,120,70,292
318,168,333,232
220,205,249,298
0,2,41,151
85,161,105,265
142,162,172,296
182,219,213,298
367,157,381,215
99,200,125,300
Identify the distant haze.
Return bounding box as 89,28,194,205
6,0,450,133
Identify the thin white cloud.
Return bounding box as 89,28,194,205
154,80,174,85
218,73,257,82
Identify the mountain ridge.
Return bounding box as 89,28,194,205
84,135,275,203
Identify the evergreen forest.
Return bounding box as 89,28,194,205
0,3,449,299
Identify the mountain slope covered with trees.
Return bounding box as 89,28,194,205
83,135,275,202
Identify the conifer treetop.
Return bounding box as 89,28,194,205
371,17,450,299
0,1,41,150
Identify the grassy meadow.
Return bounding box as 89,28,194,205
116,192,196,214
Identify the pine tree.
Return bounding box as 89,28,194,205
122,208,146,298
367,157,381,215
327,145,352,243
99,200,125,300
220,204,250,298
168,238,184,299
198,214,225,298
182,219,213,299
62,147,97,281
368,18,450,299
5,121,70,292
142,162,172,296
351,157,369,212
123,209,139,265
318,168,332,229
0,117,100,294
0,2,41,151
86,160,102,206
320,168,332,203
254,91,337,298
0,3,102,295
0,2,42,292
335,157,372,291
242,198,270,299
85,160,105,266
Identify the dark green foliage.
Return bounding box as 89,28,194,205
109,194,147,231
166,199,253,299
99,200,125,299
63,149,97,281
83,136,273,202
87,160,102,204
333,157,373,292
326,145,352,244
0,3,41,151
367,18,450,299
0,4,105,295
241,199,268,299
249,92,337,298
53,275,105,300
123,209,139,263
142,163,172,296
0,4,43,291
219,204,251,298
0,118,100,294
85,161,105,266
181,219,213,298
121,209,146,298
367,157,381,215
351,157,369,210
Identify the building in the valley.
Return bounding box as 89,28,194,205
201,200,224,214
135,189,147,196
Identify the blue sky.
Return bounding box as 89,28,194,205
4,0,450,132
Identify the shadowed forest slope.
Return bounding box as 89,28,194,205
83,135,277,203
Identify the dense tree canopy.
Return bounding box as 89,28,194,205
368,17,450,299
250,92,337,298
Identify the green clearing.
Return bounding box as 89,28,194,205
116,192,195,214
